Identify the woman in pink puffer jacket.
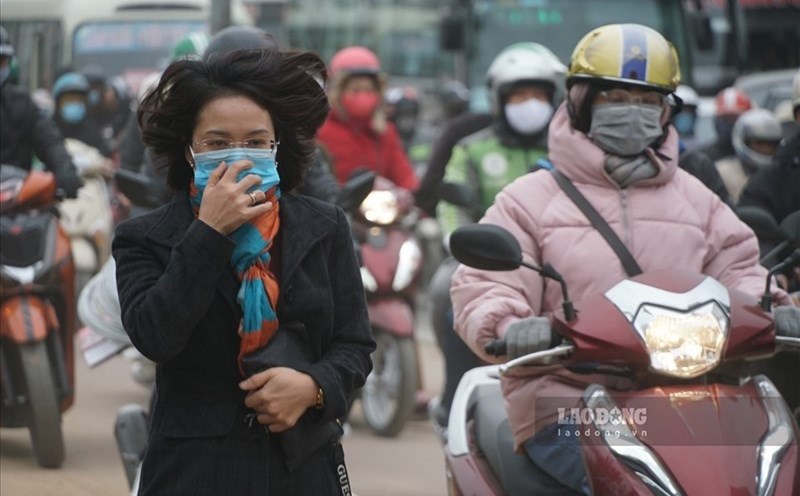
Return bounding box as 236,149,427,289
450,24,792,495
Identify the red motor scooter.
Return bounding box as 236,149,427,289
0,165,77,468
351,175,425,437
442,223,800,496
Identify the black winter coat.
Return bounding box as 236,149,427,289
678,148,732,206
738,132,800,224
112,191,374,495
0,84,82,196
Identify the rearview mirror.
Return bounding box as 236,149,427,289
449,224,522,271
439,181,475,208
114,169,163,210
338,170,376,212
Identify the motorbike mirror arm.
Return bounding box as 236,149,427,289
760,248,800,312
519,260,576,321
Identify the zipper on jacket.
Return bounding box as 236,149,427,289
620,189,632,247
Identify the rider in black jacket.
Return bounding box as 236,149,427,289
738,130,800,224
0,27,82,197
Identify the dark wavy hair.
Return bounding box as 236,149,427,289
138,48,329,191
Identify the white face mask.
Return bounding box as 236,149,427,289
504,99,553,135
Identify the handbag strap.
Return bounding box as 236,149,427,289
550,168,643,277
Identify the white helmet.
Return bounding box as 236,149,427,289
675,84,699,108
732,109,783,169
485,42,566,109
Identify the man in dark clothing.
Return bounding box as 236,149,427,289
698,86,752,162
678,146,732,206
414,112,493,216
80,64,132,142
738,72,800,225
738,129,800,224
670,90,732,206
738,80,800,418
0,26,82,197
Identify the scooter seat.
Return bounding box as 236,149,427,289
473,386,549,495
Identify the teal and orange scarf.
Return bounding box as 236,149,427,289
190,183,281,374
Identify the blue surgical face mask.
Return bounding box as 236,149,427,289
88,89,101,106
60,102,87,123
672,112,696,137
190,147,280,194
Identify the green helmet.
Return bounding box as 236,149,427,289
170,32,210,62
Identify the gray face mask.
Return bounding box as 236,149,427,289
589,103,663,156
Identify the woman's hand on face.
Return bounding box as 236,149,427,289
239,367,319,432
197,160,273,235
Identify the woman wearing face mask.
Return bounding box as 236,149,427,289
449,24,793,495
112,49,374,495
429,42,565,430
317,46,419,191
52,72,115,158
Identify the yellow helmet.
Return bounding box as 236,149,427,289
567,24,680,92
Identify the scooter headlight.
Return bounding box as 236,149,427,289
360,190,399,225
633,302,728,378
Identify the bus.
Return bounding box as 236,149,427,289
0,0,254,92
738,0,800,71
250,0,448,90
437,0,747,109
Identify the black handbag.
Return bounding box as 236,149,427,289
241,322,343,472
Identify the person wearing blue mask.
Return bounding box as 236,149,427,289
52,72,115,158
80,64,132,144
672,84,699,147
112,48,374,496
668,84,732,206
0,25,82,198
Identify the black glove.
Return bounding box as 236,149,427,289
504,316,551,359
775,306,800,338
59,175,84,199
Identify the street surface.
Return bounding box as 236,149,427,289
1,334,447,496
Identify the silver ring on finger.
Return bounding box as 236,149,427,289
248,191,258,207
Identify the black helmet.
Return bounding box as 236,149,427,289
203,26,280,62
80,63,107,86
0,26,14,58
439,80,469,119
